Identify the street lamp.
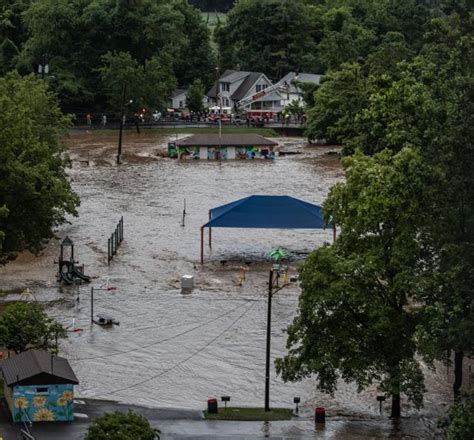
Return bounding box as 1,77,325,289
117,81,133,165
265,268,289,411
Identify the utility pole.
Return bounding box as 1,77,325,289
90,287,94,323
117,82,127,165
265,269,274,411
215,65,222,160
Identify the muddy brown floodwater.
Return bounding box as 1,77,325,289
0,130,451,438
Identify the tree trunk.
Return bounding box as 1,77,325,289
391,393,401,418
453,350,464,398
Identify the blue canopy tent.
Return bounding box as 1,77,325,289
200,195,334,263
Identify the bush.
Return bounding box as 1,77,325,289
85,411,160,440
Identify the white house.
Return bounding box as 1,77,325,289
278,72,323,107
207,70,284,118
169,88,188,110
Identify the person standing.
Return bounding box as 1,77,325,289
86,113,92,126
101,114,107,127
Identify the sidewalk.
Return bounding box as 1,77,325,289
0,399,445,439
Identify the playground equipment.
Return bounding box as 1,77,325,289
56,236,91,285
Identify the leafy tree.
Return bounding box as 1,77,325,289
446,393,474,440
305,63,370,145
277,148,438,417
0,302,67,354
0,0,32,73
364,32,414,77
291,80,319,107
186,79,205,113
18,0,213,110
85,411,160,440
216,0,321,79
284,100,304,119
98,51,176,111
0,72,79,257
317,6,377,71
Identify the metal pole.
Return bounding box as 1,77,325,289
117,82,127,165
265,269,273,411
209,211,212,248
200,227,204,264
90,287,94,323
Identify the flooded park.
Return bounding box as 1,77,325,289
0,130,452,438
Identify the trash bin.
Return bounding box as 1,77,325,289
315,407,325,423
207,398,218,414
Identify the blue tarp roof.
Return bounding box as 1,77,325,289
203,195,327,229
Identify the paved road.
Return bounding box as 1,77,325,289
0,399,446,439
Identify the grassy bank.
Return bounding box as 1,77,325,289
204,407,293,421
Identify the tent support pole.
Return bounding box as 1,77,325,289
333,224,336,242
209,211,212,248
201,227,204,264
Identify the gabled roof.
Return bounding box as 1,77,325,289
280,72,323,93
1,350,79,386
203,195,327,229
171,88,187,98
176,134,277,147
221,70,250,83
207,70,268,100
231,72,265,101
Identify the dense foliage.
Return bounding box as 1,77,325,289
278,0,474,420
446,393,474,440
0,73,78,258
0,302,67,354
277,148,437,417
216,0,433,79
1,0,214,112
85,411,160,440
189,0,234,12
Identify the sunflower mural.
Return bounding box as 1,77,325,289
12,384,75,422
3,349,79,423
33,408,55,422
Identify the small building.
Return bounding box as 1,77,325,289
169,88,188,110
279,72,323,107
0,350,79,423
169,134,278,160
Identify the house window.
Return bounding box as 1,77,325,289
221,82,230,92
179,101,184,108
256,84,262,92
36,387,49,394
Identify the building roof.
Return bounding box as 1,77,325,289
280,72,323,93
1,350,79,386
171,88,187,98
207,70,267,101
176,134,278,147
203,195,327,229
231,72,264,101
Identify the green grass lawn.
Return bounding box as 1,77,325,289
204,407,293,421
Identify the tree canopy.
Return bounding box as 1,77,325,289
0,302,67,354
0,72,78,258
85,411,160,440
277,147,437,417
2,0,214,112
283,0,474,419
